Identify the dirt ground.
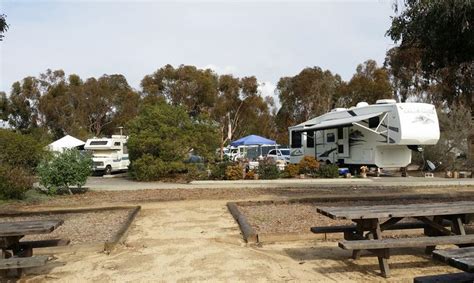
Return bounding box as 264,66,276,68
2,185,474,282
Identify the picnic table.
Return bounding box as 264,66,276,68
0,219,66,277
315,201,474,277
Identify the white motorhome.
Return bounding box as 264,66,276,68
84,135,130,175
288,100,440,172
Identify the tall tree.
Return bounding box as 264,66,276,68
0,14,8,41
0,91,8,120
275,67,342,144
8,77,42,132
335,60,393,107
387,0,473,110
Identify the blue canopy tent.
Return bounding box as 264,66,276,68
230,135,277,160
230,135,276,147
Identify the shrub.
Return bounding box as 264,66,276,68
129,154,187,181
37,149,92,195
0,164,33,199
245,170,257,180
225,164,244,180
185,163,209,182
258,158,280,180
317,164,340,178
0,129,45,171
298,156,320,175
209,162,231,180
284,164,300,178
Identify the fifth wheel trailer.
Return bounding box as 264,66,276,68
288,100,440,171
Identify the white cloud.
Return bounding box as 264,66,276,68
258,81,279,111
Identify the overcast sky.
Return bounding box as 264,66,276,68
0,0,396,99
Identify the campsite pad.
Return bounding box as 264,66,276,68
0,209,133,245
237,197,474,236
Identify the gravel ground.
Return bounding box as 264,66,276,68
0,209,132,245
238,197,474,234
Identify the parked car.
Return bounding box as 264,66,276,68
266,148,290,163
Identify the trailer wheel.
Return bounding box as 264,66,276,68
104,165,112,175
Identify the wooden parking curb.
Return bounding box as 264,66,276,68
104,206,141,253
227,202,258,243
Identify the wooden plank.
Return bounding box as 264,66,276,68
18,239,70,249
317,201,474,219
0,256,48,270
433,247,474,262
311,220,452,234
414,272,474,283
338,235,474,250
0,220,63,237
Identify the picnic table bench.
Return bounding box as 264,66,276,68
0,220,68,277
314,201,474,277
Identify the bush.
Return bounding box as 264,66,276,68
298,156,320,175
209,162,231,180
245,170,257,180
129,154,187,181
37,149,92,195
0,164,33,199
0,129,45,171
185,163,209,182
225,164,244,180
284,164,300,178
258,158,280,180
317,164,340,178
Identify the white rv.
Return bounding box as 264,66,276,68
288,100,440,172
84,135,130,175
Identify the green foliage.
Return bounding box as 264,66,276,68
0,129,45,171
209,162,231,180
283,164,300,178
225,164,244,180
317,164,340,178
129,154,186,181
0,164,33,200
37,149,92,195
0,14,7,41
185,163,209,182
298,156,320,175
127,102,219,180
258,158,280,180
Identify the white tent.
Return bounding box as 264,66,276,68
47,135,85,153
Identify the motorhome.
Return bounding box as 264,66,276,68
84,135,129,175
288,100,440,172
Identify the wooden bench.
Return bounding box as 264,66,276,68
311,220,451,234
0,255,48,270
339,234,474,250
18,239,70,249
433,247,474,273
413,272,474,283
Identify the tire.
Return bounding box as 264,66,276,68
104,165,112,175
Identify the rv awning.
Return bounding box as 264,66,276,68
293,112,384,133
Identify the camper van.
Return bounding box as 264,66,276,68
288,100,440,172
84,135,129,175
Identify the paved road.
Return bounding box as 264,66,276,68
86,175,474,191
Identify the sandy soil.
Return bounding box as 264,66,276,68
19,200,461,282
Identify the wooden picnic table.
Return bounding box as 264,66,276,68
316,201,474,277
0,219,64,277
433,247,474,273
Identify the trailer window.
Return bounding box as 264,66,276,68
306,131,314,148
369,116,380,128
326,133,335,143
291,131,302,148
114,142,121,146
337,128,343,139
90,141,108,145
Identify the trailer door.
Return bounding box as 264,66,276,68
337,127,350,158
